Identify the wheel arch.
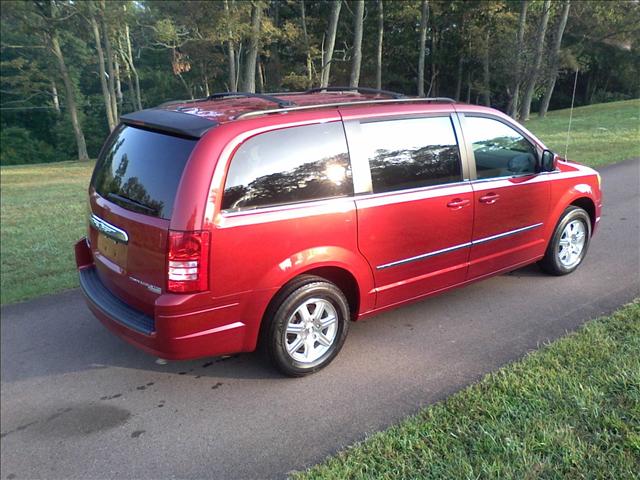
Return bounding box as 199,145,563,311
569,196,596,233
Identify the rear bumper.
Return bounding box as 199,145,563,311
75,238,261,360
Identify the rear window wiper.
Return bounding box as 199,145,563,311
107,193,158,215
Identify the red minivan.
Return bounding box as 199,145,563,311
75,88,602,376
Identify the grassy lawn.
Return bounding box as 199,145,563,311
0,161,94,304
525,99,640,167
295,301,640,479
0,100,638,305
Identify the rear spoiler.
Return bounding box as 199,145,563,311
120,108,216,139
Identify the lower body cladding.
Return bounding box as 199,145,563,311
75,238,275,360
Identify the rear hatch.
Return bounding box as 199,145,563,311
88,124,198,315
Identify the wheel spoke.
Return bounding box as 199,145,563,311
286,323,304,334
316,331,332,347
319,314,336,329
298,304,313,323
287,335,304,354
312,301,325,321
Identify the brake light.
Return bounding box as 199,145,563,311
167,230,210,293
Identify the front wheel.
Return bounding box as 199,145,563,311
264,276,350,377
539,206,591,276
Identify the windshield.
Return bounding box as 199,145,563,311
91,125,197,219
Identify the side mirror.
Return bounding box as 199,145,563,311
540,149,557,172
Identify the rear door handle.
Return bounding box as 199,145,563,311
479,193,500,204
447,198,471,209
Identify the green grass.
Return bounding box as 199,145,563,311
0,100,638,305
525,99,640,167
0,161,94,304
294,301,640,480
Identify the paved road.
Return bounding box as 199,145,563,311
2,159,639,480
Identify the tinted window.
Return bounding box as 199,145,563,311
465,116,538,179
222,122,352,211
91,125,196,219
360,116,462,193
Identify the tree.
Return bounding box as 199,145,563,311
417,0,429,96
375,0,384,90
518,0,551,120
509,0,528,117
87,3,115,131
223,0,237,92
538,0,571,117
349,0,364,88
320,0,341,88
241,1,263,92
29,1,89,161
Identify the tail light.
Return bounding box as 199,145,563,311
167,230,210,293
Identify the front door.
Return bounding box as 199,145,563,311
461,115,550,279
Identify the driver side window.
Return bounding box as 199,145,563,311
465,116,538,179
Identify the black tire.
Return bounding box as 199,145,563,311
539,206,591,276
263,275,350,377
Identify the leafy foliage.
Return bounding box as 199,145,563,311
1,0,639,164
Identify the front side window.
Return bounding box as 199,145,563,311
464,116,538,179
222,122,352,211
359,116,462,193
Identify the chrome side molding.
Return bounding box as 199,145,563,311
377,222,543,270
89,214,129,244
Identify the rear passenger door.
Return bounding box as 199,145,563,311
461,115,551,279
345,114,474,309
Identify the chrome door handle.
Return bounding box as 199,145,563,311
479,193,500,204
447,198,471,209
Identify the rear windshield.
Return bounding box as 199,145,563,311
91,125,197,219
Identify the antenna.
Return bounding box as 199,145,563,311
564,68,579,160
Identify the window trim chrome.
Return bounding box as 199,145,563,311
89,214,129,244
376,222,544,270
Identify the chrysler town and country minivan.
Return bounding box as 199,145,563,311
75,88,602,376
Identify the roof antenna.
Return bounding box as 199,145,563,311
564,68,579,160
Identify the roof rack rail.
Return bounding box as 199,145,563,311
235,96,456,120
195,92,296,108
305,86,406,99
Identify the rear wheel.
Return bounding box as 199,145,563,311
539,206,591,275
264,276,350,377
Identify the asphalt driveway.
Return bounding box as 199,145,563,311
1,158,638,479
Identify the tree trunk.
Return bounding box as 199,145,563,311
539,0,570,117
123,19,142,110
115,57,123,106
465,69,471,103
101,1,118,121
51,80,60,113
257,58,265,93
482,30,490,106
241,1,262,93
90,14,115,131
300,0,313,85
50,32,88,161
349,0,365,88
518,0,551,121
509,0,528,118
455,56,463,101
320,0,341,88
375,0,384,90
417,0,429,96
223,0,237,92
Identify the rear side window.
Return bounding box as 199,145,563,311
464,116,538,179
92,125,196,219
222,122,352,211
360,116,462,193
